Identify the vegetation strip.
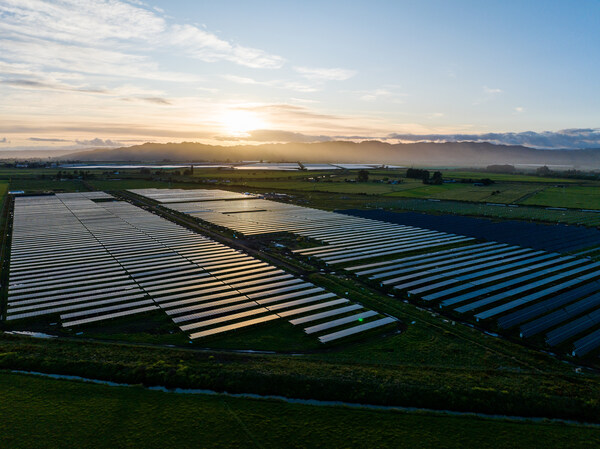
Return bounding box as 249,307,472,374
1,333,599,423
8,369,600,428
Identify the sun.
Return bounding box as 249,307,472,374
219,109,265,136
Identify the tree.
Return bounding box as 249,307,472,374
406,168,430,183
536,165,552,176
357,170,369,182
431,171,443,185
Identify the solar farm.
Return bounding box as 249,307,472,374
4,178,600,442
127,187,600,359
4,191,395,344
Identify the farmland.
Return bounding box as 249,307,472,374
4,372,599,449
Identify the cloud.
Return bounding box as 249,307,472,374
217,129,333,143
514,106,524,113
222,74,317,92
388,129,600,149
0,123,214,139
29,137,70,142
354,88,406,103
141,97,171,105
241,103,346,122
294,66,356,81
473,86,503,105
75,138,121,147
121,96,172,105
1,78,108,93
171,24,284,69
0,0,284,81
483,86,502,94
360,89,391,102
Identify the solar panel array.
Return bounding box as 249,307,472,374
138,194,475,264
130,188,600,357
133,188,256,203
7,193,395,343
338,209,600,253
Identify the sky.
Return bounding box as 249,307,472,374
1,0,599,155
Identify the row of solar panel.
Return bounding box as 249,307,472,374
130,189,600,357
7,193,396,343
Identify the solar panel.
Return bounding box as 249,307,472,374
572,328,600,356
304,311,378,334
318,317,396,343
189,315,280,339
62,305,159,327
519,293,600,338
287,302,358,323
180,307,271,331
265,293,337,311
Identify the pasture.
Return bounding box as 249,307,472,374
4,372,599,449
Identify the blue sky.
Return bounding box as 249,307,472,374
0,0,599,153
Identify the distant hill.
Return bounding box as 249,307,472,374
62,141,600,168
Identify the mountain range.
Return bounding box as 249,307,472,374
62,141,600,168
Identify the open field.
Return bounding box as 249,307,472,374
87,178,216,191
385,183,542,203
1,329,599,423
523,185,600,210
7,178,88,192
442,170,583,183
4,166,600,212
4,372,598,449
0,181,7,210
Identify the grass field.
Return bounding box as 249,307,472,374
239,180,405,194
522,185,600,209
87,179,209,191
442,170,582,183
0,181,7,209
236,178,548,204
7,178,88,193
3,372,599,449
385,183,542,203
5,166,600,212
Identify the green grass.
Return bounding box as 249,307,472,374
87,179,206,191
237,179,550,205
239,180,402,194
0,181,7,209
442,170,582,183
522,185,600,209
2,304,600,422
383,182,541,203
4,372,599,449
8,178,88,193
